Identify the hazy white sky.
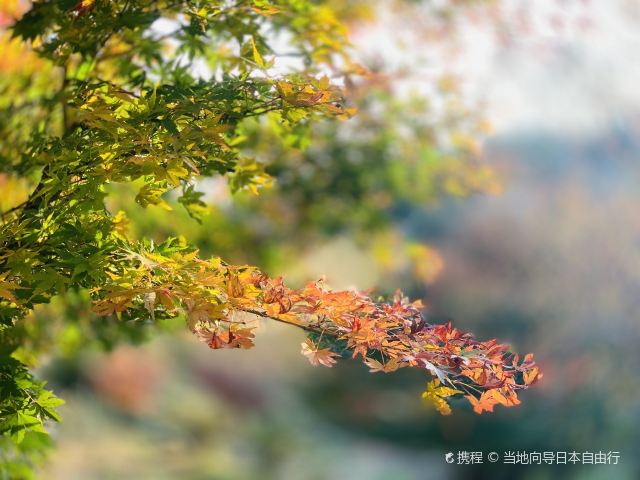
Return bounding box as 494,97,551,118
353,0,640,136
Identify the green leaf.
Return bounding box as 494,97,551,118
178,185,208,222
135,183,172,210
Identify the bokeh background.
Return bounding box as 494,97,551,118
4,0,639,478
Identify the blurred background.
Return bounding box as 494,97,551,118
4,0,640,478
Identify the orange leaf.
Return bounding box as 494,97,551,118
364,357,404,373
301,339,338,368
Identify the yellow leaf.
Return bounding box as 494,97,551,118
252,5,280,16
421,379,462,415
251,36,265,68
523,367,540,386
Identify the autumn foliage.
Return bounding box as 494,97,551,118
91,243,540,416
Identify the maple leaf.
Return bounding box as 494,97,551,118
363,357,403,373
421,379,462,416
523,366,540,386
228,326,256,349
301,339,338,368
194,325,255,350
466,387,520,414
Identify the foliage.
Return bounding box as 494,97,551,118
89,240,540,418
0,0,539,477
